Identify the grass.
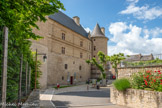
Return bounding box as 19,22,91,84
113,78,130,91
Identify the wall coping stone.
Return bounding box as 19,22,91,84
118,65,162,69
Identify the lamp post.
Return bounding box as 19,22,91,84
35,49,47,89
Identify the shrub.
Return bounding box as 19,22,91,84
113,78,130,91
130,70,162,91
157,85,162,92
130,72,145,89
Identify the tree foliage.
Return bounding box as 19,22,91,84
0,0,65,102
106,53,125,79
86,51,108,79
86,51,125,79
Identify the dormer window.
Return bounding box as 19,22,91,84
62,33,65,40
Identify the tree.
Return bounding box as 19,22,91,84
0,0,65,40
106,53,125,79
0,0,65,102
86,51,108,79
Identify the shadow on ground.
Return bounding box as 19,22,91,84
55,89,110,98
52,101,71,108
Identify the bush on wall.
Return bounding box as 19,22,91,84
113,78,130,91
130,70,162,92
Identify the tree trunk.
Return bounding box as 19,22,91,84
102,79,106,87
115,68,118,79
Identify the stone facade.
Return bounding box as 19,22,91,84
31,12,108,89
91,37,108,57
90,24,109,79
117,66,162,78
110,87,162,108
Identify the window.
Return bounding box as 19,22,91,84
94,39,95,41
62,47,65,54
73,61,75,64
65,64,68,69
62,33,65,40
80,76,82,79
94,46,96,51
79,66,82,70
80,41,83,47
94,55,95,58
89,55,90,59
62,76,64,80
89,43,91,50
80,53,83,58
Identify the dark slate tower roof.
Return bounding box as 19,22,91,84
91,23,105,37
49,11,88,38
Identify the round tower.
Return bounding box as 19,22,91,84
91,23,108,58
90,23,109,79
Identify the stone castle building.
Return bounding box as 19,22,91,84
31,11,108,89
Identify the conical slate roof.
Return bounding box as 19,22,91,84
91,23,105,37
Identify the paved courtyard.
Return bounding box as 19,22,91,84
52,84,128,108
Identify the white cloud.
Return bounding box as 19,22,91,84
144,27,162,38
120,1,162,20
126,0,139,4
84,27,91,33
108,22,162,55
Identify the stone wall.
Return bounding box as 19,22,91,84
47,52,91,85
91,37,108,58
118,66,162,78
31,43,48,89
110,87,162,108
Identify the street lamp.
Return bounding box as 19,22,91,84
35,49,47,89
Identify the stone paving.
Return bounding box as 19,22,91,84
23,84,128,108
52,84,128,108
40,88,55,108
22,89,40,108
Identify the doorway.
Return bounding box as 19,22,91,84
70,76,73,85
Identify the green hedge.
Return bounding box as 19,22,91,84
113,78,130,91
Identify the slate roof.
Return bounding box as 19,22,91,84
125,54,154,62
49,11,88,38
141,55,154,61
91,23,105,37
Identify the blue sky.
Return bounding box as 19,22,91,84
60,0,162,55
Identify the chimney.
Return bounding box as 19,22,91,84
73,16,80,26
101,27,105,35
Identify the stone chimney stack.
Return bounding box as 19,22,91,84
73,16,80,26
101,27,105,35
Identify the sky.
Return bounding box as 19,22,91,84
60,0,162,55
